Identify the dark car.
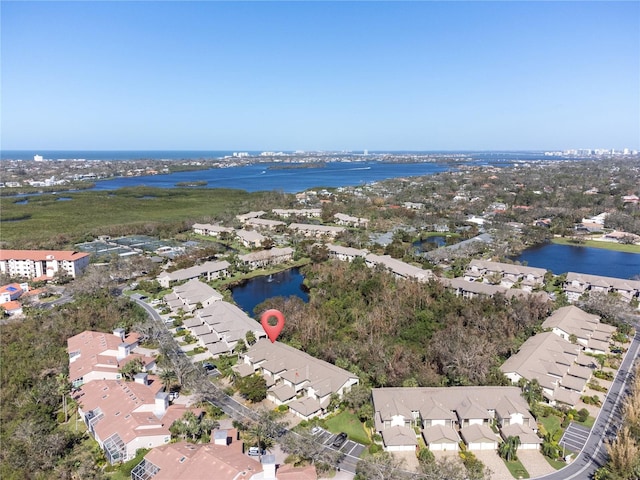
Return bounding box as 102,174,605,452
332,432,348,448
202,362,216,371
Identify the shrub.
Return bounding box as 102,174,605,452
576,408,590,423
368,443,382,454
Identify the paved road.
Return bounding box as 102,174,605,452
531,325,640,480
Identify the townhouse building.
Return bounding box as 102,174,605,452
157,260,230,288
233,339,359,420
372,386,538,453
238,247,294,269
333,213,369,228
563,271,640,304
191,223,233,237
163,279,223,313
245,218,286,231
500,305,614,406
236,229,267,248
272,208,322,219
183,301,266,356
464,259,547,291
288,223,345,239
236,211,266,223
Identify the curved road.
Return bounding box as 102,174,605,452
532,325,640,480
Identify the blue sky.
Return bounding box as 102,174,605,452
2,1,639,151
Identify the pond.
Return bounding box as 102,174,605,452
231,267,308,316
511,243,640,279
413,235,448,252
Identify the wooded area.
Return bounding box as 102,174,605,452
259,258,552,388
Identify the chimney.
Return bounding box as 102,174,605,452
155,391,169,416
113,328,126,341
134,372,148,385
213,429,229,446
117,343,130,360
261,454,276,479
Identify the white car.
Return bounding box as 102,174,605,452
311,426,321,435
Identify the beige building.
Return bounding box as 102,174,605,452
234,339,359,420
372,386,537,452
157,260,230,288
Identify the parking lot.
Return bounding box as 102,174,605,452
313,428,366,459
560,422,591,454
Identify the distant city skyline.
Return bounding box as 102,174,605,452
2,1,639,151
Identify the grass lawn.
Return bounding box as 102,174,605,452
503,458,530,478
551,237,640,254
538,415,562,434
325,410,371,445
575,416,596,429
544,456,568,470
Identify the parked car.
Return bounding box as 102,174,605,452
176,326,186,333
332,432,348,448
311,426,321,435
248,446,264,456
202,362,216,371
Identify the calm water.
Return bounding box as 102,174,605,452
512,243,640,279
231,267,309,316
90,161,450,193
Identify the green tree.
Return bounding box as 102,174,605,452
235,374,267,403
159,369,178,392
119,357,145,381
521,379,543,407
498,435,521,462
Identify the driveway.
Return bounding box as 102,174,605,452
517,450,556,478
473,451,514,480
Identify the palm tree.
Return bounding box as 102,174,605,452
56,373,69,423
159,369,178,392
499,435,521,462
521,378,543,406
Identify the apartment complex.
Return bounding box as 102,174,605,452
0,249,90,279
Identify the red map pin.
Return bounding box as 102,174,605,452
260,309,285,343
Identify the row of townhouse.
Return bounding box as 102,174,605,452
238,247,294,269
326,244,433,282
67,329,196,464
164,278,223,313
272,208,321,218
232,339,359,421
0,249,90,280
239,209,366,228
183,300,267,356
163,279,266,356
372,386,540,453
132,428,316,480
439,277,548,301
157,260,231,288
464,259,547,292
564,271,640,305
500,306,616,406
